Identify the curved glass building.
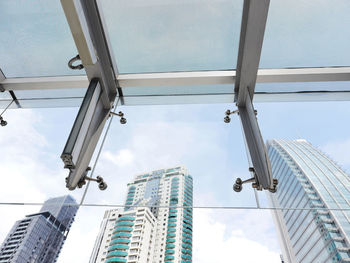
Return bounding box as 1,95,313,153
267,139,350,263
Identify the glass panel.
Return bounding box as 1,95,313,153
256,81,350,93
14,88,87,99
122,84,233,96
82,104,258,208
0,2,80,77
0,108,82,200
261,0,350,68
123,94,234,105
17,98,83,108
0,89,86,108
100,0,243,73
0,91,12,100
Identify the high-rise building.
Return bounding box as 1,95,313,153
90,166,193,263
267,139,350,263
0,195,78,263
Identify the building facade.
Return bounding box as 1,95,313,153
0,195,78,263
267,139,350,263
90,166,193,263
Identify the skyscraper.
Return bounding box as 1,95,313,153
90,166,193,263
267,139,350,263
0,195,78,263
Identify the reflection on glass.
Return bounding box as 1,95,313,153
14,88,87,99
18,98,83,108
0,90,12,100
122,84,233,96
261,0,350,68
256,81,350,93
100,0,243,73
123,94,234,105
0,1,79,77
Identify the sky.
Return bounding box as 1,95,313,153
1,0,350,262
1,101,350,262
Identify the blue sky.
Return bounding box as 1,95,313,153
2,0,350,262
1,101,350,262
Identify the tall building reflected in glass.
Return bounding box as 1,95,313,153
0,195,78,263
267,139,350,263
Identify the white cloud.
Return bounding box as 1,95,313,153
0,106,283,263
103,149,134,166
193,209,281,263
0,109,81,245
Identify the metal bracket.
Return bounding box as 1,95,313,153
61,79,110,190
110,111,127,124
67,167,107,190
68,54,84,70
224,109,239,123
233,167,278,192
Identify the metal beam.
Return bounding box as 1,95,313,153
238,93,273,189
235,0,270,106
0,76,88,90
234,0,274,192
118,71,235,87
61,79,110,190
0,69,5,82
61,0,117,108
121,91,350,105
60,0,119,190
79,0,119,103
2,67,350,91
257,67,350,83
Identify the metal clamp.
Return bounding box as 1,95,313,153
0,100,14,127
68,54,84,70
233,167,278,193
110,111,127,124
67,167,108,191
224,109,239,123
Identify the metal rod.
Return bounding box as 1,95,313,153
0,100,14,117
79,97,120,205
0,202,347,211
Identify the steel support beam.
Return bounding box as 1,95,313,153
61,0,118,107
0,76,88,90
60,0,119,189
238,93,272,189
61,79,109,189
234,0,274,191
0,69,5,82
1,67,350,91
235,0,270,106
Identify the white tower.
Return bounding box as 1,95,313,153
90,166,193,263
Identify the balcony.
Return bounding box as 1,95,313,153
165,249,175,255
166,238,176,243
164,255,175,261
112,232,132,239
108,244,129,252
114,226,133,233
115,221,134,227
107,251,128,258
105,257,127,263
117,216,135,222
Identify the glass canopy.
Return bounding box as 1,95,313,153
99,0,243,73
1,0,350,108
260,0,350,68
0,1,79,78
